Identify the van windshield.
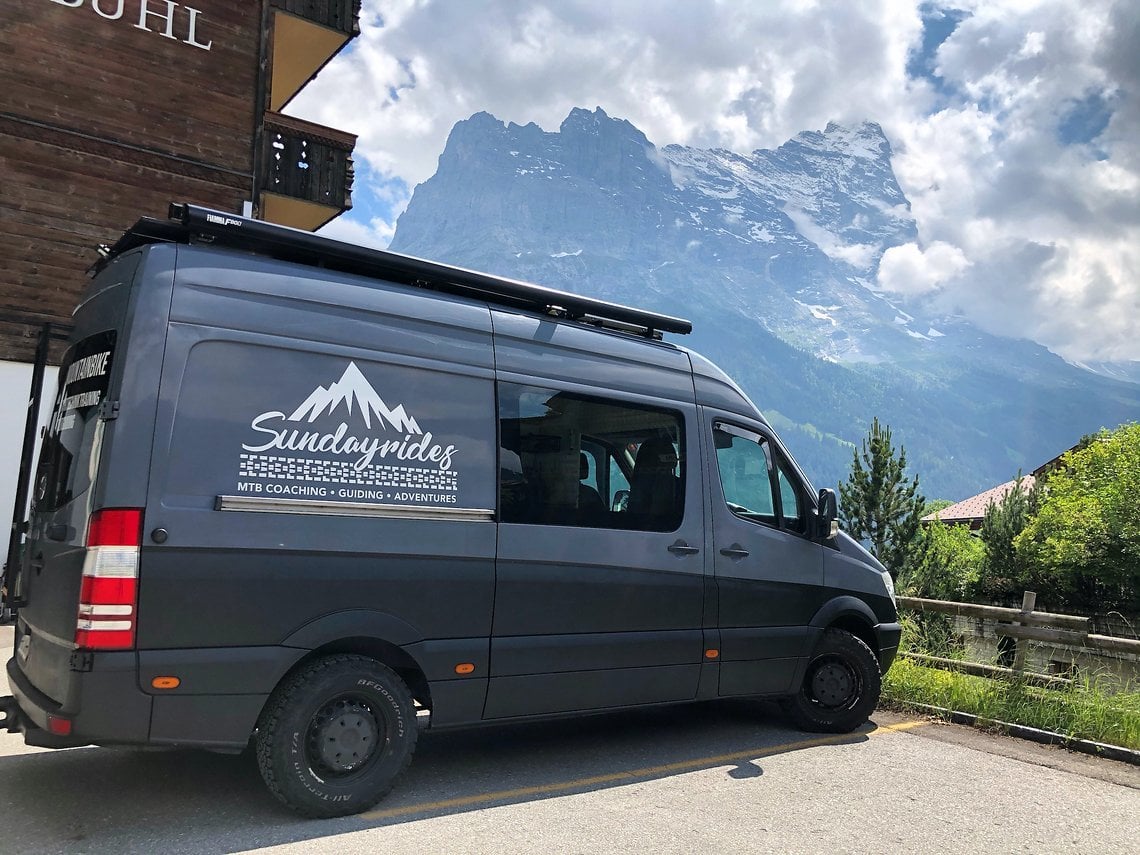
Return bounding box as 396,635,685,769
34,331,117,513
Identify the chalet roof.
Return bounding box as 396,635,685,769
922,439,1082,529
922,476,1036,527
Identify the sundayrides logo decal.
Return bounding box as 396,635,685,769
236,362,460,504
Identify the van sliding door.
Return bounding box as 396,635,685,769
486,313,706,719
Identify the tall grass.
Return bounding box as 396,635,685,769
881,618,1140,751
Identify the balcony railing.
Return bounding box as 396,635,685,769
261,113,355,226
270,0,361,36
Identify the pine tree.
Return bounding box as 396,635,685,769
839,417,925,577
977,472,1039,602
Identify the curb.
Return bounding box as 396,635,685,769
886,701,1140,767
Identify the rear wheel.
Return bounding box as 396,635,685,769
782,628,881,733
255,655,417,818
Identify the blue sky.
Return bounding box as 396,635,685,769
291,1,1140,364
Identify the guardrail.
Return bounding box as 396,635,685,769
896,592,1140,689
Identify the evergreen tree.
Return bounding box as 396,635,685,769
839,417,925,577
976,472,1039,602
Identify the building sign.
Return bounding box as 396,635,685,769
50,0,212,51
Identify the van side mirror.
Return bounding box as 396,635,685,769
816,488,839,540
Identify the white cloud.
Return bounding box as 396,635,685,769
878,241,972,295
292,1,924,202
316,215,394,250
287,0,1140,361
784,206,880,270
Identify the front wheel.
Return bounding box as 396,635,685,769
782,628,881,733
255,655,417,818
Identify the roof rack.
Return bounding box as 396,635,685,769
94,203,692,339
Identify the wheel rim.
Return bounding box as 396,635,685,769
806,654,861,710
307,696,383,776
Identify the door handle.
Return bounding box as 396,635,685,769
720,545,750,559
667,540,700,556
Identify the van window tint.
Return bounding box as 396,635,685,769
713,425,776,526
714,423,805,533
778,466,803,532
34,331,117,513
498,384,684,531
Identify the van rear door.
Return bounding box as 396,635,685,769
13,252,141,704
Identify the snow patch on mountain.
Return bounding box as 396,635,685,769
386,106,1140,501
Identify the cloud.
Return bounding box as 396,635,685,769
288,0,1140,362
881,0,1140,360
317,215,393,250
784,206,880,270
877,241,972,295
292,1,924,206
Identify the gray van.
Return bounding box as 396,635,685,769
1,204,900,817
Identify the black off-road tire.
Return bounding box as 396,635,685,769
255,655,417,818
781,628,881,734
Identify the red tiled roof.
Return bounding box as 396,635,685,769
922,476,1035,525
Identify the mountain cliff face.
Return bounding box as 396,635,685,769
389,108,1140,500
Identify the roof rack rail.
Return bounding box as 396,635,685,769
94,203,693,339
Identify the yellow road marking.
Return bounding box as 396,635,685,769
362,718,928,820
873,719,931,734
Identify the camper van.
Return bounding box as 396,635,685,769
1,204,900,817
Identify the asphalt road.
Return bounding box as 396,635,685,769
1,628,1137,854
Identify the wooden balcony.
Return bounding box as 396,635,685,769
268,0,361,111
260,112,356,231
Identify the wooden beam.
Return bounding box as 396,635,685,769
896,596,1089,630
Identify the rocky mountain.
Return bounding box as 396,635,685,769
388,107,1140,500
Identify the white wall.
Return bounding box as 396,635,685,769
0,360,59,538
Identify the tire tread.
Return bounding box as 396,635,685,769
782,628,881,734
255,654,417,818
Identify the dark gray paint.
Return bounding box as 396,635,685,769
9,237,899,753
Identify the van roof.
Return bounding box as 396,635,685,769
95,204,693,341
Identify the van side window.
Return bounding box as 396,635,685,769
713,423,805,533
498,384,684,531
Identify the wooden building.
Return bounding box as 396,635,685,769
1,0,360,362
0,0,360,534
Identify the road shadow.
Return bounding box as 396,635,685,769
0,700,876,854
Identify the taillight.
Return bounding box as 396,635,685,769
75,508,142,650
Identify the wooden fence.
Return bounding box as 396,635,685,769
896,592,1140,689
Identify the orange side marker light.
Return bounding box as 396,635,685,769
152,676,181,689
704,649,720,660
454,663,476,675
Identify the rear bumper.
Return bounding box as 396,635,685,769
0,693,86,748
5,654,152,747
875,622,902,673
5,643,295,751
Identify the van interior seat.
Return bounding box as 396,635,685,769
629,437,680,527
577,452,606,523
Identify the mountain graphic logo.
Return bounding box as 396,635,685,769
288,362,422,433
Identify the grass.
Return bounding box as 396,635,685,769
880,618,1140,751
